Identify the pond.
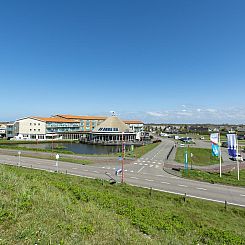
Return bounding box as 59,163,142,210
8,142,131,155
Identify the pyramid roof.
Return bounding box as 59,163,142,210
93,116,133,133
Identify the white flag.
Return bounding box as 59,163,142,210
210,133,219,145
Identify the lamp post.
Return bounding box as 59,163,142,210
55,154,59,172
121,132,125,183
18,151,21,167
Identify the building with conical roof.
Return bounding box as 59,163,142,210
90,114,136,143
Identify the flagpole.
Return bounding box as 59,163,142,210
219,132,222,178
236,133,240,181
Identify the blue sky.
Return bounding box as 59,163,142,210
0,0,245,123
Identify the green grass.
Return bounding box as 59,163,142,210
129,142,160,158
0,144,74,154
182,169,245,187
0,139,78,144
0,165,245,244
175,147,222,166
19,154,92,165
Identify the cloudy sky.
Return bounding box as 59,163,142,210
0,1,244,124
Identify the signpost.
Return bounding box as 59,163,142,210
55,154,60,172
18,151,21,167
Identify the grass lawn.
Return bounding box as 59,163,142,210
175,147,222,166
0,164,245,244
182,169,245,187
125,142,160,158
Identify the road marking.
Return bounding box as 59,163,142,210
153,161,156,163
124,170,128,172
144,164,148,166
113,167,115,170
147,161,151,163
139,163,143,165
150,164,153,167
72,167,77,170
137,166,145,173
156,174,165,177
83,169,88,172
158,162,162,165
130,176,139,180
178,184,188,188
171,176,178,179
240,194,245,197
142,161,146,163
155,165,159,168
102,166,105,169
92,170,99,173
130,170,134,173
144,179,154,182
161,181,170,185
197,187,207,191
134,162,138,165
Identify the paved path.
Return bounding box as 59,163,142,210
1,139,245,208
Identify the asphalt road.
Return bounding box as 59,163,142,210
0,139,245,207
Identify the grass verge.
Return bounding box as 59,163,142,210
175,147,222,166
0,164,245,244
181,169,245,187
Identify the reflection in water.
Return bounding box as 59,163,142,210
11,142,130,155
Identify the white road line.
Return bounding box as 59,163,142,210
130,170,134,173
145,179,154,182
144,164,148,166
92,170,99,173
171,176,178,179
178,184,188,188
153,161,156,163
240,194,245,197
130,176,139,180
137,166,145,173
72,167,77,170
156,175,165,177
161,181,170,185
134,162,138,165
147,161,151,163
142,161,146,163
158,162,162,165
197,187,207,191
124,170,128,172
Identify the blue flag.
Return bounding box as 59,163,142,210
212,144,219,157
227,134,237,157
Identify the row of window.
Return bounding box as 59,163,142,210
30,123,41,126
98,128,119,132
30,129,41,132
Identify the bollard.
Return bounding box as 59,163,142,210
225,200,227,210
66,170,67,174
184,193,187,202
149,187,152,197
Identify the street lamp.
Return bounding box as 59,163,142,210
55,154,60,172
18,151,21,167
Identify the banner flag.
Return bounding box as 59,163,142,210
210,133,219,145
212,143,219,157
184,150,188,170
227,134,237,157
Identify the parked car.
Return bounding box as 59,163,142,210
230,154,243,162
221,142,228,148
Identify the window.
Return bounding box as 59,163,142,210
38,123,40,126
34,123,36,126
30,129,32,131
34,129,36,131
38,129,40,131
30,123,32,125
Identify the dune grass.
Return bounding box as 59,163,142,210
0,164,245,244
